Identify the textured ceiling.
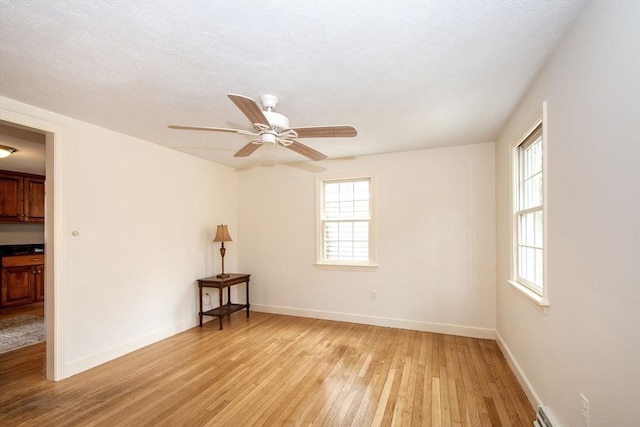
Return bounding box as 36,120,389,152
0,0,586,169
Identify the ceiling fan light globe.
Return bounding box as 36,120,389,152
261,133,277,145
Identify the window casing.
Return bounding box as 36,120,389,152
316,175,376,270
510,105,548,308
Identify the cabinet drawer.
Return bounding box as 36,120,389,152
2,254,44,267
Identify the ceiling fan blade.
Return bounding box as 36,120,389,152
234,142,262,157
168,125,254,135
282,140,327,161
227,94,270,127
290,125,357,138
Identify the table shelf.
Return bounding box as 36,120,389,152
202,303,247,318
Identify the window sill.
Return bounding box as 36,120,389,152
315,263,378,272
507,280,549,314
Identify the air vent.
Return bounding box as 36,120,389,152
533,406,556,427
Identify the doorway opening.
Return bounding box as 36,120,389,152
0,114,61,381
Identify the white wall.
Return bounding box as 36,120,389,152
1,96,237,378
238,143,495,338
495,2,639,426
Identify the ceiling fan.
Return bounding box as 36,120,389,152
169,94,357,161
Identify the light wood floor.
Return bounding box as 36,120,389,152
0,311,534,426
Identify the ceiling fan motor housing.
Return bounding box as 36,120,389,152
262,111,289,133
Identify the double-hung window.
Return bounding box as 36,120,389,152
316,175,376,270
511,108,547,306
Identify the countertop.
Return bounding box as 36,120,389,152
0,244,45,257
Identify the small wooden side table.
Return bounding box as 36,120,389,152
197,273,251,330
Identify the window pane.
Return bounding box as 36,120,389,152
354,222,369,240
324,222,338,236
534,210,543,247
354,200,369,218
324,182,340,202
325,201,340,219
353,241,369,261
518,211,543,249
523,138,542,178
531,139,543,176
339,222,353,240
321,178,372,263
339,201,354,218
339,182,354,200
523,172,542,209
518,246,527,279
535,248,544,289
517,244,543,290
354,180,369,198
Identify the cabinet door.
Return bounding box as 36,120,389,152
1,265,36,307
0,172,24,221
24,177,45,223
35,264,45,301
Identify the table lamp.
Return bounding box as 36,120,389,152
213,224,232,278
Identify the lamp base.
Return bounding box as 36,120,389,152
216,273,230,278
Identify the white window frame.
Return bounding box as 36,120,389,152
315,173,377,271
508,102,549,310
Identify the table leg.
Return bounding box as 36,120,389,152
218,288,223,330
198,284,203,327
227,286,231,318
246,279,250,318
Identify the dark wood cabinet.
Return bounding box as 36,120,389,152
0,170,45,223
35,263,45,301
1,265,34,306
0,172,24,222
24,176,45,222
1,254,45,307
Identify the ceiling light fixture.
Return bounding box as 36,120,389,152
0,145,17,158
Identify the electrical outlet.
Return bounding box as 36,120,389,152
370,290,377,301
579,393,589,426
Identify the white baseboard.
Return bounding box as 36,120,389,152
495,330,541,410
251,304,495,340
63,317,196,379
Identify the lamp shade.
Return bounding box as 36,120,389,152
213,224,232,242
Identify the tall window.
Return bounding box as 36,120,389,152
317,175,376,269
513,122,545,296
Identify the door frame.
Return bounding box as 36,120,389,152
1,108,64,381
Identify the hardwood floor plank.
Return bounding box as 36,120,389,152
489,382,514,427
439,365,452,426
0,312,535,426
371,367,396,426
389,356,412,426
431,377,441,426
